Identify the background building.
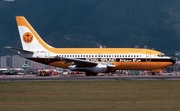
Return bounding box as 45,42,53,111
0,55,11,68
1,55,51,70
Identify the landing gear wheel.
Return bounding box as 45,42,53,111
86,72,91,76
85,72,98,76
91,73,97,76
152,72,155,75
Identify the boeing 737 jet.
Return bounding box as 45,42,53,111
6,16,175,76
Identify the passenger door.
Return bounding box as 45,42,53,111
45,52,50,62
146,52,151,62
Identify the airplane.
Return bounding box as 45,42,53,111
5,16,175,76
0,60,28,75
21,60,29,70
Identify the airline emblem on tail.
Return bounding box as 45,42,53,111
23,32,33,44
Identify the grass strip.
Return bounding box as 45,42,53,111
0,80,180,111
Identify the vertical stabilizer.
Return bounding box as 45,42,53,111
16,16,53,52
21,60,28,70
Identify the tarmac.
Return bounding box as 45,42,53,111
0,75,180,81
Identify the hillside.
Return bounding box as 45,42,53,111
0,0,180,55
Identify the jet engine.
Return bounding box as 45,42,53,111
68,64,108,73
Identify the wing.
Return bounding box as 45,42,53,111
57,57,98,67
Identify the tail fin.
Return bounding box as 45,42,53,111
16,16,53,51
21,60,29,70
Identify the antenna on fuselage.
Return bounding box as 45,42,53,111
99,45,106,48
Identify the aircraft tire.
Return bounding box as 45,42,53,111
85,73,91,76
85,72,98,76
86,73,91,76
152,72,155,75
91,73,97,76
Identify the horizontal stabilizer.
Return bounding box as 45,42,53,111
4,46,33,54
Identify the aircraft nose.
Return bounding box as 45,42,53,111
171,58,176,65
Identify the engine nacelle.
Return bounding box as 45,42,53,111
93,64,108,73
68,64,108,73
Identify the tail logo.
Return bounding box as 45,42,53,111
23,32,33,44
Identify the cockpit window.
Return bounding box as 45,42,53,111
157,54,166,57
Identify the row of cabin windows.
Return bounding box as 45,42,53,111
59,54,141,58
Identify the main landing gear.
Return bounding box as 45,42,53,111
85,72,98,76
151,72,156,75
